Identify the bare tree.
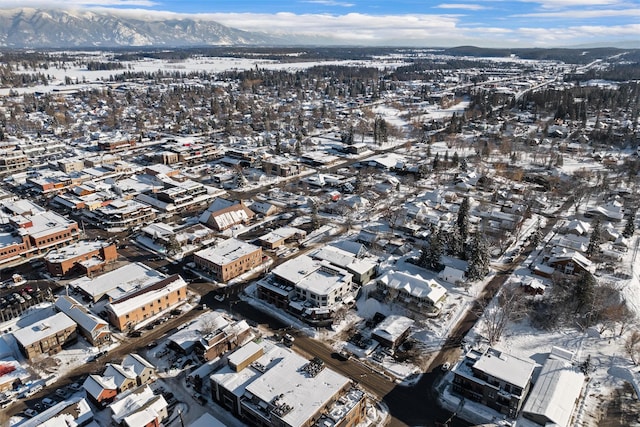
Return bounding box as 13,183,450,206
624,330,640,365
478,287,526,345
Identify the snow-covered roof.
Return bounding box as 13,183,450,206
372,315,415,344
0,358,30,388
242,342,350,427
168,311,229,351
12,312,76,347
273,255,352,297
71,262,163,302
469,347,535,389
522,356,584,427
105,275,187,318
83,375,116,399
45,240,110,262
122,354,154,376
379,270,447,306
18,396,93,427
54,296,107,335
194,238,261,266
104,364,136,387
259,227,305,245
110,385,166,425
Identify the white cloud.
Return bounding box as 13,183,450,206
517,0,625,9
436,3,490,10
0,5,631,48
514,8,640,18
303,0,355,7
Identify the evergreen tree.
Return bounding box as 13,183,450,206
432,152,440,169
419,227,443,271
623,211,636,238
466,233,490,281
166,235,181,255
452,151,459,166
575,272,596,313
530,219,542,248
459,157,468,172
457,196,470,243
586,219,602,258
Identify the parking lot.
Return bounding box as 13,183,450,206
0,284,52,325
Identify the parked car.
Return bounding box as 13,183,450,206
41,397,56,407
193,393,206,405
128,330,143,338
55,388,70,398
69,383,82,392
146,341,158,349
441,362,451,371
24,408,38,418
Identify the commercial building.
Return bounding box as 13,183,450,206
521,347,585,427
210,340,366,427
194,238,263,282
257,255,355,325
71,262,165,303
45,240,117,277
105,274,188,331
0,198,79,266
12,312,77,359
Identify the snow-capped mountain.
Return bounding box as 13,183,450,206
0,8,281,48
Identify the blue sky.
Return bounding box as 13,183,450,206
2,0,639,47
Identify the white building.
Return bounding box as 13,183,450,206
210,340,366,427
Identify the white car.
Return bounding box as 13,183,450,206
441,362,451,371
24,408,38,418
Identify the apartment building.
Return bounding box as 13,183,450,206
452,347,535,418
12,312,77,359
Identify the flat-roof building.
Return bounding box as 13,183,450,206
452,347,535,418
210,340,366,427
194,238,263,282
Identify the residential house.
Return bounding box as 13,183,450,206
122,354,156,386
258,227,306,250
109,385,168,427
371,315,414,350
376,270,447,316
83,375,118,407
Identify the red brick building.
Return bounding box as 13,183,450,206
45,241,118,276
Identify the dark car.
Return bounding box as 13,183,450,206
146,341,158,349
128,330,143,338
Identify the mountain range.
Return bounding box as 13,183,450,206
0,8,283,48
